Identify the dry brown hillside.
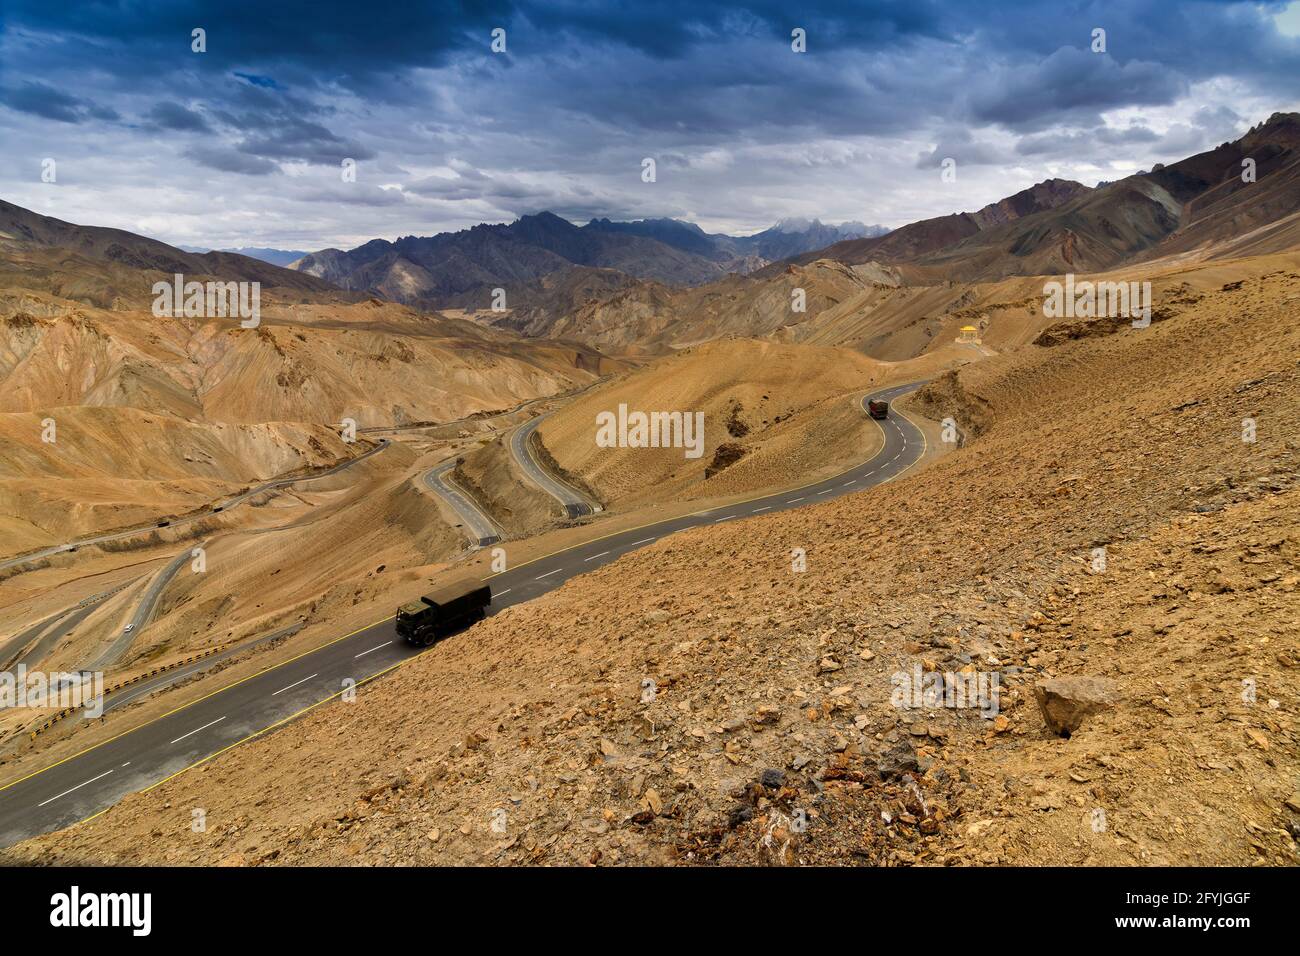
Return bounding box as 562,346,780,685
0,407,362,557
534,339,892,509
0,293,615,426
11,255,1296,867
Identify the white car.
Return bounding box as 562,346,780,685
122,623,134,633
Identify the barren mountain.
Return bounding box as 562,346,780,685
776,178,1092,273
291,212,730,309
0,289,617,426
13,253,1294,867
0,200,340,302
585,216,886,266
491,259,904,354
798,112,1300,282
0,406,361,558
290,212,887,317
187,247,312,267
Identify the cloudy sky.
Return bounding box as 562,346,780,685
2,1,1299,251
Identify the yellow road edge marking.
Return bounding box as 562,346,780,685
71,655,414,829
0,615,391,795
3,384,931,807
481,382,929,581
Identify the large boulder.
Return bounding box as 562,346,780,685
1033,677,1119,736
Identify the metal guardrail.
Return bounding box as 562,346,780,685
27,642,230,739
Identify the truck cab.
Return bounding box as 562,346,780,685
868,399,889,420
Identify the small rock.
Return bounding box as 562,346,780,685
1033,676,1119,736
877,737,920,780
727,805,754,828
643,788,663,815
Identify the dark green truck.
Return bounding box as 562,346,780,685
395,579,492,646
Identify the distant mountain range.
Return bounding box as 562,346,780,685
4,112,1298,340
0,200,340,309
288,213,888,309
180,245,311,267
493,112,1300,349
779,112,1300,282
582,216,887,264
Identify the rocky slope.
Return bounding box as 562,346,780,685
0,294,615,426
11,256,1296,867
0,406,361,558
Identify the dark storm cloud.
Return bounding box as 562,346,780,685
4,2,1297,140
183,144,278,175
1,1,1297,245
0,81,120,123
147,101,212,132
236,118,376,165
3,0,515,82
967,47,1189,132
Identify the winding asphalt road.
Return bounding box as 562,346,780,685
0,382,925,851
509,414,601,518
1,583,133,669
423,462,503,548
89,542,209,670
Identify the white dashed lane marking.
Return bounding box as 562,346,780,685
535,568,563,580
170,716,226,744
354,642,391,659
583,551,610,562
37,769,114,808
271,674,317,697
629,537,656,546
